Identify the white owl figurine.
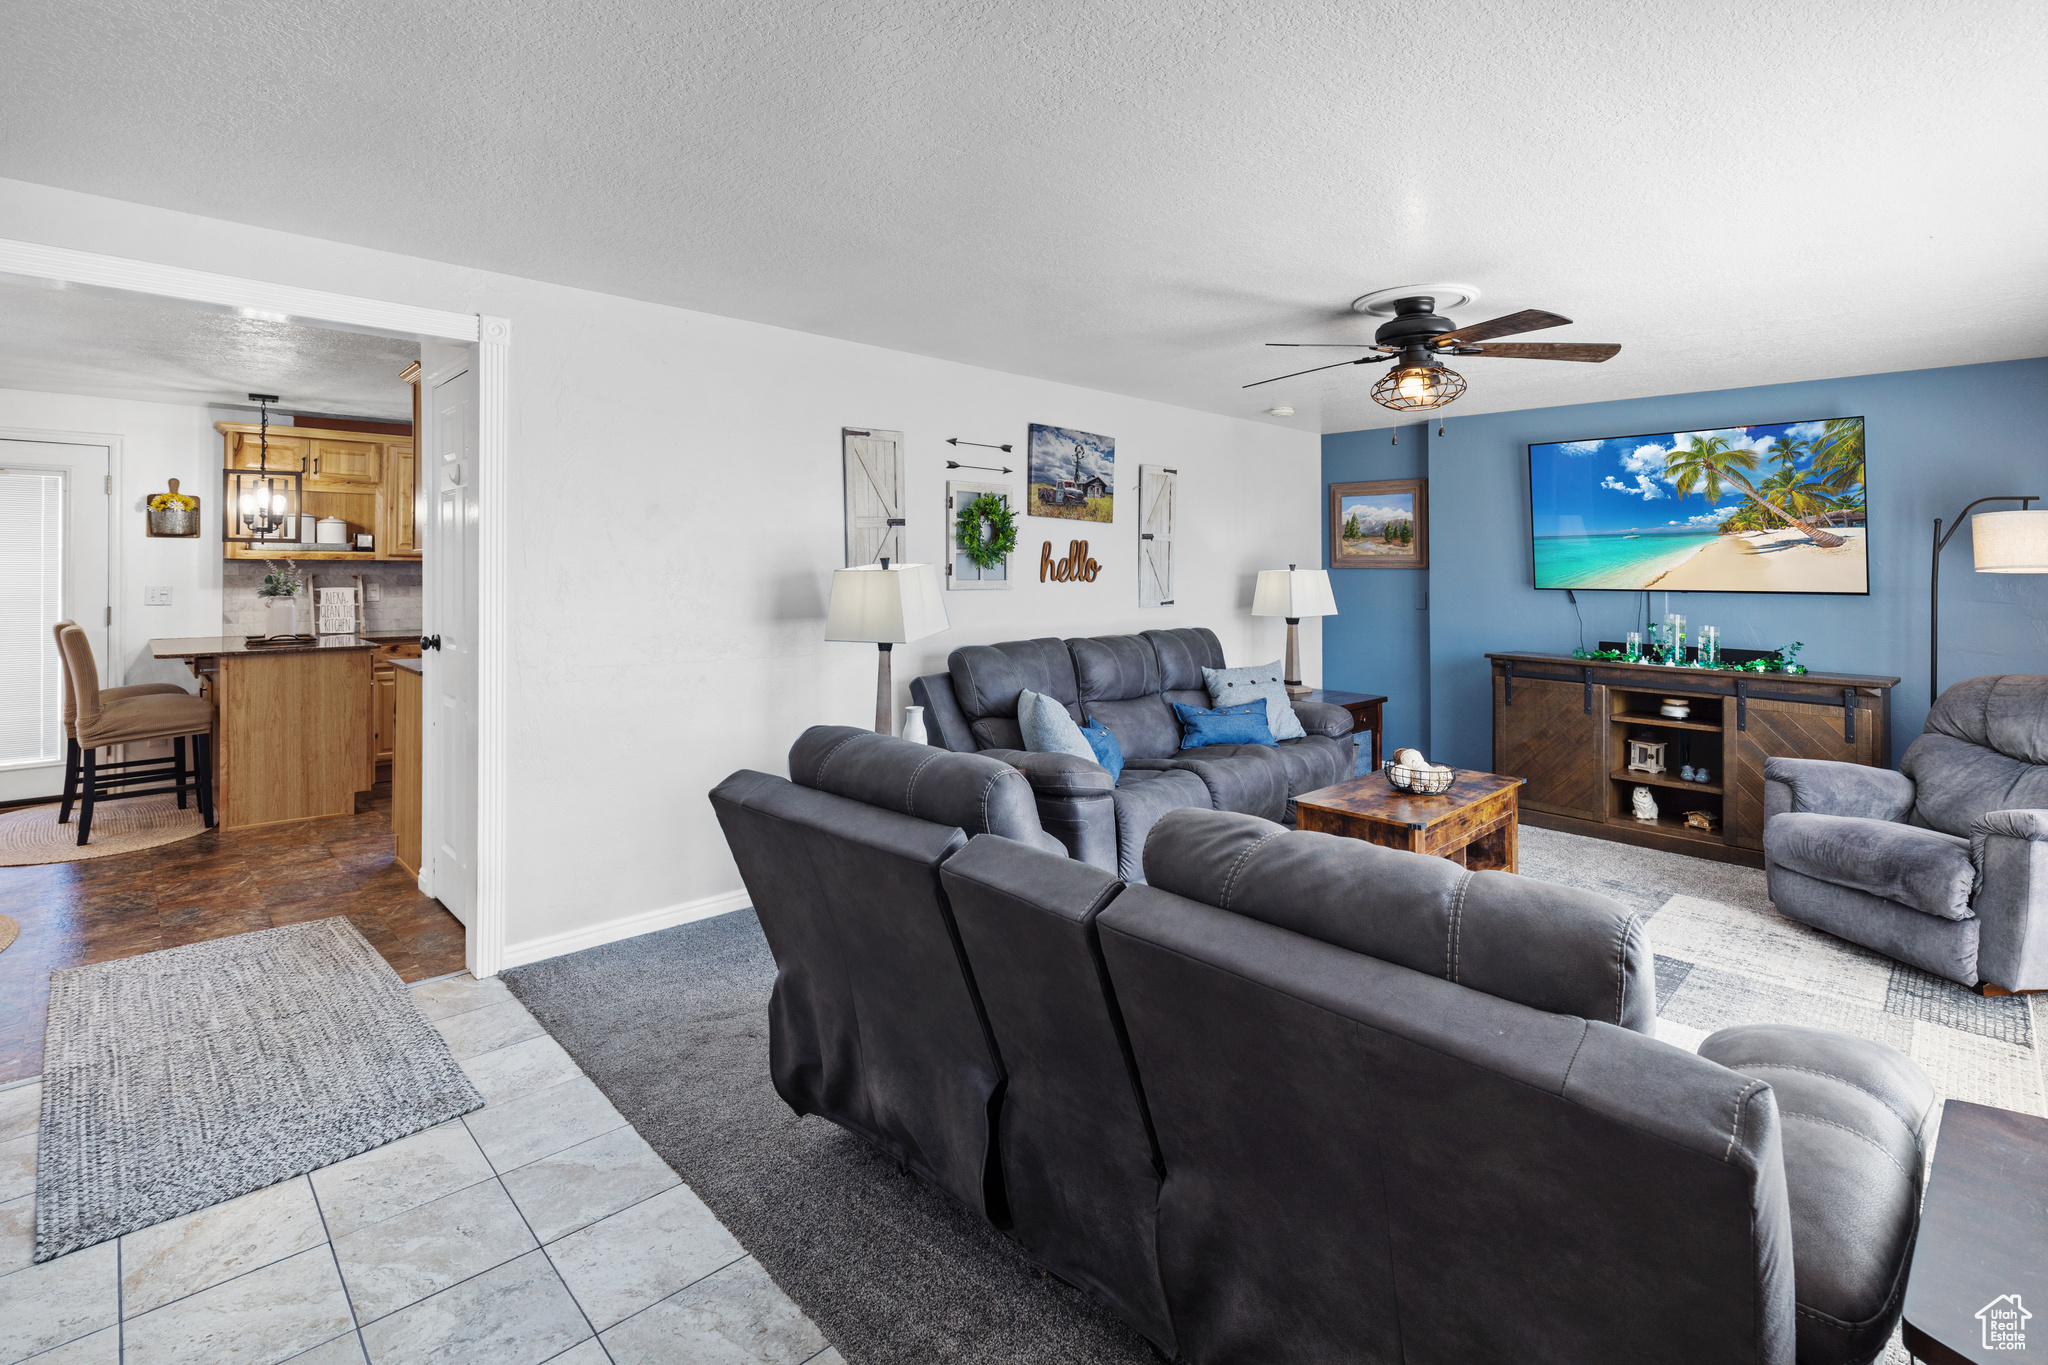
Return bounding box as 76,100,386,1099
1632,786,1660,823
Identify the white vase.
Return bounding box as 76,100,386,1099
264,596,298,637
902,705,928,746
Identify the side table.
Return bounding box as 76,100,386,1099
1293,688,1386,770
1901,1099,2048,1362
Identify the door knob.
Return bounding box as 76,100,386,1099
420,634,442,651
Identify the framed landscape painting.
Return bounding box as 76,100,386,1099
1028,423,1114,523
1330,478,1428,569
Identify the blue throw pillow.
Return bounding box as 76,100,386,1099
1172,701,1277,749
1017,688,1098,763
1079,720,1124,784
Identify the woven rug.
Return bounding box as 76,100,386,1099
0,915,16,954
35,917,482,1261
0,792,206,866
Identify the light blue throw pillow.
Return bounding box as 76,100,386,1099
1202,661,1306,741
1017,689,1097,763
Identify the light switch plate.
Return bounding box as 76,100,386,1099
144,586,172,606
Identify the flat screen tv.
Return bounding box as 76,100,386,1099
1528,417,1867,594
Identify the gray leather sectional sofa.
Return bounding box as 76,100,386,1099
911,626,1354,879
711,727,1932,1365
1765,673,2048,990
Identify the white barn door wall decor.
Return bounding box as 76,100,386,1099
947,480,1014,590
1138,464,1177,606
844,428,905,566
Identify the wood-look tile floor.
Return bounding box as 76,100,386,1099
0,784,467,1086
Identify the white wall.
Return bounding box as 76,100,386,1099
0,386,223,690
0,177,1322,961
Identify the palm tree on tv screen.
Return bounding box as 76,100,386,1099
1665,434,1847,547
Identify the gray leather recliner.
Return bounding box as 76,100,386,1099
910,625,1355,880
1764,673,2048,990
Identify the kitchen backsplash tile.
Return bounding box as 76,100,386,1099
223,560,423,637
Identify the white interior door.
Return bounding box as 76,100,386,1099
423,360,479,928
0,439,110,803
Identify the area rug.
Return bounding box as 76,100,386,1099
0,915,16,955
36,916,482,1261
504,827,2047,1364
0,792,206,866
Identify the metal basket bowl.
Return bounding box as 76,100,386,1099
148,506,199,537
1383,760,1455,795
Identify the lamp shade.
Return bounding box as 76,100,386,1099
825,561,950,643
1972,510,2048,574
1252,566,1338,618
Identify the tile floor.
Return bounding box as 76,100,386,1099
0,973,843,1365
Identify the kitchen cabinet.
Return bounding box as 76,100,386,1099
392,658,424,878
219,421,418,561
308,439,382,488
370,639,421,771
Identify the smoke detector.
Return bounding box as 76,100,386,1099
1267,406,1295,417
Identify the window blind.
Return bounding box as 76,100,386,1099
0,468,66,768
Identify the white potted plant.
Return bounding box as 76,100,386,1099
258,560,303,638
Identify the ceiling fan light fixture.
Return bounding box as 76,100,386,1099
1371,363,1466,412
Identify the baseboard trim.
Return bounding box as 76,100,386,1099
498,888,753,971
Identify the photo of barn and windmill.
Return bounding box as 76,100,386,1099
1028,423,1115,523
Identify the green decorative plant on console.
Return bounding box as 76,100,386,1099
955,492,1018,570
1571,639,1808,674
257,559,304,638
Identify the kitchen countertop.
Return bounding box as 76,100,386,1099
151,635,380,658
389,657,424,675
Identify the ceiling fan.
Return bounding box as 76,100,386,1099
1247,288,1620,412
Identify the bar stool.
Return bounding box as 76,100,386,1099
52,619,189,826
57,624,216,844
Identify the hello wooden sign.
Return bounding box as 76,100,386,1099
1041,540,1102,583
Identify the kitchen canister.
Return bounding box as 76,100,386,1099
315,517,349,545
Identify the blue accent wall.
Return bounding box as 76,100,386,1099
1321,357,2048,770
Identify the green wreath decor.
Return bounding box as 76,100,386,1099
955,492,1018,569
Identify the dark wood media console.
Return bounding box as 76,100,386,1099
1487,651,1901,868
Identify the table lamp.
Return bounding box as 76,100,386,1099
1252,563,1338,696
826,557,950,733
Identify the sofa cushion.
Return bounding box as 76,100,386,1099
949,637,1081,724
1086,695,1182,761
1203,660,1307,741
1172,701,1277,749
1109,768,1211,882
1922,673,2048,764
1071,634,1163,703
1765,811,1975,919
1698,1024,1932,1365
1142,807,1656,1030
1142,627,1226,689
788,725,1060,852
1019,688,1095,762
1901,731,2048,840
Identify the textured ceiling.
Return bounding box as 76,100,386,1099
0,279,417,418
1,1,2042,432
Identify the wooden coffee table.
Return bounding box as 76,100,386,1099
1901,1100,2048,1364
1295,769,1524,872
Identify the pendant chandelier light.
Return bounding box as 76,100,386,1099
1370,362,1467,412
222,393,303,544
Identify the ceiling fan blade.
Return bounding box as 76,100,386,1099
1241,354,1393,388
1463,342,1621,362
1432,309,1573,347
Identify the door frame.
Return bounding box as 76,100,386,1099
0,237,513,977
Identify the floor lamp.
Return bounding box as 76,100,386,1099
825,557,950,733
1931,498,2048,700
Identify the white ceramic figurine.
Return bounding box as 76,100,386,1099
1632,785,1660,823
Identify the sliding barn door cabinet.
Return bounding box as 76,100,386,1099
1489,652,1899,867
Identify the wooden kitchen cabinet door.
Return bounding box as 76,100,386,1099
1728,695,1881,849
373,667,397,766
1493,674,1607,819
384,443,420,557
230,432,305,471
308,439,382,487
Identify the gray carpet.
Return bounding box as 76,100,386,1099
36,917,482,1262
506,826,2048,1365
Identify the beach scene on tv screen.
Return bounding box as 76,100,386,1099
1530,418,1867,593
